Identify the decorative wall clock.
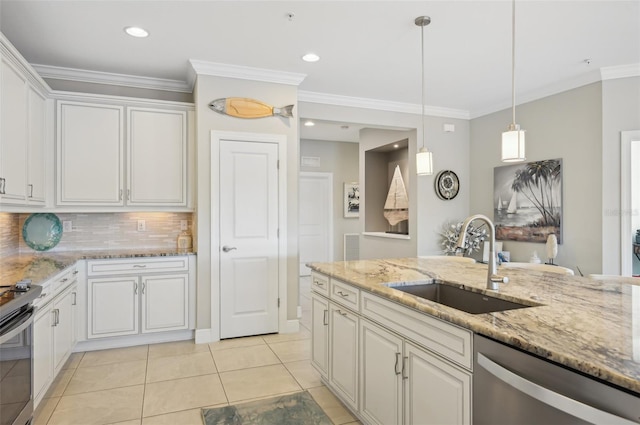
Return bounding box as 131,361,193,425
434,170,459,200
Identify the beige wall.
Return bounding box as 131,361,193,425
602,76,640,274
300,139,359,261
194,75,299,335
470,83,603,274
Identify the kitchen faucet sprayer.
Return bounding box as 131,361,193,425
457,214,509,290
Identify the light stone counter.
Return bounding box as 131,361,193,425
308,257,640,395
1,249,196,288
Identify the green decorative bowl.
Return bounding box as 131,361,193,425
22,213,63,251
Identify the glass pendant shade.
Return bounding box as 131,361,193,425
501,125,526,162
416,147,433,175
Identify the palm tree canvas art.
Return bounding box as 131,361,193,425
493,159,562,243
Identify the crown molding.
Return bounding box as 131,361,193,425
31,64,192,93
189,60,306,86
601,63,640,81
470,69,603,119
1,33,51,92
298,90,470,120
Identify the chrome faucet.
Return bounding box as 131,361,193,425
457,214,508,290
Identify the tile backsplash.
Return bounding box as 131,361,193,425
3,212,193,255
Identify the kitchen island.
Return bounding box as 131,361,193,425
308,257,639,423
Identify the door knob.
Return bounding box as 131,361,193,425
222,246,237,252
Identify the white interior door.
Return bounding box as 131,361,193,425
219,139,279,338
299,172,333,276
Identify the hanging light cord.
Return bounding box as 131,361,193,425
421,21,426,149
511,0,516,127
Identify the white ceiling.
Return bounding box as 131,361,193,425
1,0,638,140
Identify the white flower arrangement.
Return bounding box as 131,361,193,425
439,221,487,256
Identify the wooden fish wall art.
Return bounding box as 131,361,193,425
208,97,294,119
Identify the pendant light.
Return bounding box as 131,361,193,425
415,16,433,176
501,0,526,162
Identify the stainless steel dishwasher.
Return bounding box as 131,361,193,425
473,334,640,424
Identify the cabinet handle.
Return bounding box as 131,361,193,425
72,292,77,306
0,177,5,195
337,291,349,298
323,309,328,326
133,264,147,268
119,189,123,200
134,282,138,295
313,279,324,287
72,270,79,275
39,293,47,298
142,282,146,294
127,189,130,200
51,310,56,326
28,184,33,198
61,278,68,283
402,356,408,380
336,309,347,317
395,352,402,375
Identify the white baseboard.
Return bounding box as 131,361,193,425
74,330,194,352
195,328,217,344
281,319,300,334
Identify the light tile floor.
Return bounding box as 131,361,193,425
34,276,361,425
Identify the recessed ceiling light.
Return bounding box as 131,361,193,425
124,26,149,38
302,53,320,63
304,120,315,127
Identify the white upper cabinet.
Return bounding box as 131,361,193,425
127,108,186,206
56,100,190,209
57,101,124,205
1,35,51,207
0,57,28,203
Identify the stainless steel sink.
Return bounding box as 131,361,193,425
385,280,538,314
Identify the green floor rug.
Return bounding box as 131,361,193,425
202,391,333,425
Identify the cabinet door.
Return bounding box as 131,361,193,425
57,102,124,205
127,108,186,206
404,342,471,425
360,320,403,425
141,274,188,333
27,86,47,203
33,303,54,404
311,294,329,378
52,285,75,373
87,277,138,338
329,303,359,411
0,57,28,203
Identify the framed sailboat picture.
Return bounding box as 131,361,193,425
494,159,563,243
344,182,360,218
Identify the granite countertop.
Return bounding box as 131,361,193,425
1,249,196,288
308,257,640,396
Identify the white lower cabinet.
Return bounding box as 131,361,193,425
311,293,329,379
32,266,78,407
85,257,193,341
87,277,139,338
328,303,359,412
311,272,472,425
141,274,189,333
88,273,188,339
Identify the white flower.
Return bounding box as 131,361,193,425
439,221,487,256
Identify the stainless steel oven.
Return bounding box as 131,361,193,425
0,283,42,425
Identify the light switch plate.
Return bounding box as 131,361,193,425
137,220,146,231
180,220,188,231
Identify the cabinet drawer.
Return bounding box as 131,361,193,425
330,279,360,311
361,292,472,370
311,272,329,297
87,257,188,276
51,266,79,292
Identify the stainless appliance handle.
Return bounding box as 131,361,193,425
0,309,34,344
477,353,638,425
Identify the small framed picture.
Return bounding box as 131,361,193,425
344,182,360,218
